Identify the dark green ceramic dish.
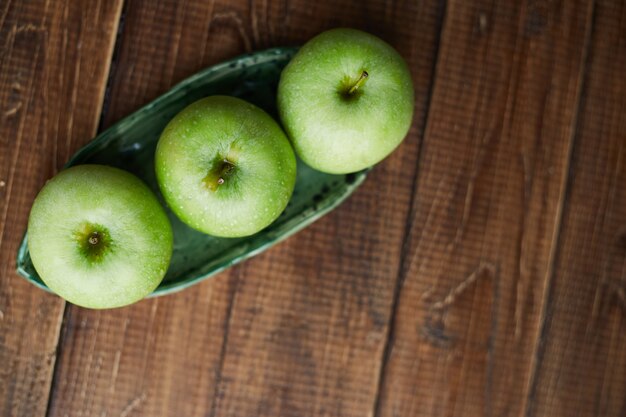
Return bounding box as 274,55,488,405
16,47,368,297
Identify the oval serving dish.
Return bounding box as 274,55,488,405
16,47,368,297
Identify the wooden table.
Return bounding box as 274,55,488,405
1,1,625,416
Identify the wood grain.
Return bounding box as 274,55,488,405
45,0,444,416
525,1,626,416
374,1,594,416
0,1,123,416
6,0,623,416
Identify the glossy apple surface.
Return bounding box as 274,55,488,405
278,28,414,174
27,165,173,309
155,96,296,237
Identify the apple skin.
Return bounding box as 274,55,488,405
27,165,173,309
155,96,297,237
277,28,414,174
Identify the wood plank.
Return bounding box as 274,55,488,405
46,2,244,416
374,1,594,416
0,1,123,416
208,2,445,415
46,0,444,416
525,1,626,416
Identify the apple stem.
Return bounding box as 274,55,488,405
75,226,110,263
348,71,369,95
204,159,236,191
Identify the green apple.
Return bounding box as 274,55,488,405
155,96,296,237
27,165,173,309
277,28,414,174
